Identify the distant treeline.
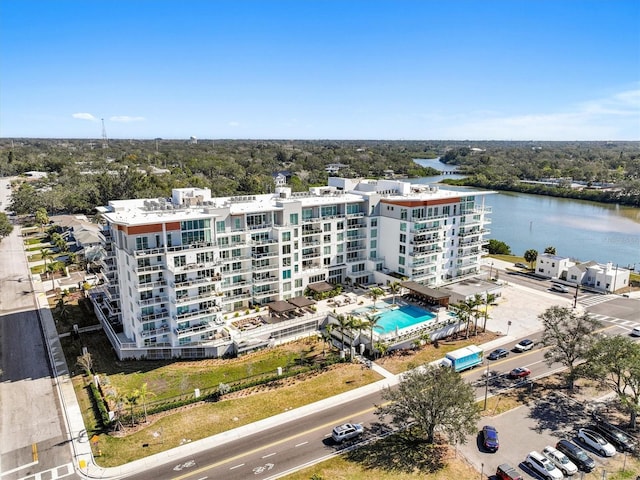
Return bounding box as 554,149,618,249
1,139,639,214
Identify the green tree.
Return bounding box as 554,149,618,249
487,239,511,255
335,314,353,353
481,293,498,332
138,382,155,423
539,306,601,390
581,335,640,428
35,207,49,233
0,213,13,241
543,246,557,255
376,365,480,444
524,249,538,269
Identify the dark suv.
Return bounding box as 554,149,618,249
593,422,637,453
556,439,596,472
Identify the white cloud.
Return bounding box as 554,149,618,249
429,87,640,140
110,116,145,123
72,112,96,121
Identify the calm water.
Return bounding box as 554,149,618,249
414,159,640,271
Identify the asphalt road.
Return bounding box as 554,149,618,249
0,177,78,479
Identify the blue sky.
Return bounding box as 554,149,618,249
1,0,639,140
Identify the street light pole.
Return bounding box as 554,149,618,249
489,262,494,280
480,462,484,480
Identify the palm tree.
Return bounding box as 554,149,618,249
138,383,155,423
472,293,484,335
336,314,352,352
124,389,141,426
389,281,402,305
349,315,366,350
369,287,384,311
365,313,383,358
482,293,498,332
453,301,472,339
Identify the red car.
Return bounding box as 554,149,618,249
509,367,531,378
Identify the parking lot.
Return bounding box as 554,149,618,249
459,389,638,479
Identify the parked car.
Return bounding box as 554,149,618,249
488,348,510,360
631,326,640,337
509,367,531,378
514,262,528,269
480,425,499,452
514,338,534,352
556,439,596,472
331,422,364,443
577,428,616,456
542,445,578,476
593,421,637,453
551,283,569,293
496,463,524,480
524,451,564,480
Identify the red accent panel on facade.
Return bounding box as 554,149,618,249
381,197,460,207
125,224,164,235
165,222,181,231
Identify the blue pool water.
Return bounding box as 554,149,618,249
374,304,436,334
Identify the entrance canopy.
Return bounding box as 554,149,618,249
401,281,450,307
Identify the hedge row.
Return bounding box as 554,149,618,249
89,382,112,429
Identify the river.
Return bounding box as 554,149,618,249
413,158,640,271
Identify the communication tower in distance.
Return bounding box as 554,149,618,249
101,118,109,148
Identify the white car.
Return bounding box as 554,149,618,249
542,445,578,476
577,428,616,457
524,451,563,480
331,422,364,443
631,326,640,337
514,338,534,352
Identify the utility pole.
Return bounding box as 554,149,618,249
483,364,490,410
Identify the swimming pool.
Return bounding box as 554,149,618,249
373,304,436,334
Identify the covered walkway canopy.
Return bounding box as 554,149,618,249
401,281,450,307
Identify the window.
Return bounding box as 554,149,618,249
324,234,331,242
399,245,405,254
324,246,331,255
290,213,298,225
399,256,405,265
370,239,377,249
399,233,406,243
282,231,291,241
282,244,291,254
370,218,377,227
136,237,149,250
337,221,344,230
174,255,186,267
283,270,291,279
400,209,407,220
323,223,331,232
302,208,313,221
216,221,226,233
283,257,291,266
371,229,377,238
321,205,337,217
400,223,407,231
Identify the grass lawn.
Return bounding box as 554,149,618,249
88,362,381,467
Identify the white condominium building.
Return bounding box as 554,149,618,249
94,177,492,358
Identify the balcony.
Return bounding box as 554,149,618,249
302,251,321,259
175,320,218,338
252,275,278,285
301,228,322,235
410,237,440,246
345,211,364,218
346,244,365,252
220,280,249,290
136,280,168,291
174,291,218,304
175,306,220,321
252,262,279,271
410,225,441,234
252,288,280,298
135,264,165,273
302,216,321,223
134,246,166,258
346,222,366,230
140,325,171,339
137,295,170,307
166,241,216,253
138,310,171,323
252,251,278,259
172,276,219,288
